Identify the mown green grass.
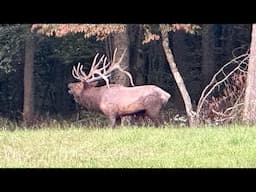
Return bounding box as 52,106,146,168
0,123,256,168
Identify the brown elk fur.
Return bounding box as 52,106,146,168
68,81,170,127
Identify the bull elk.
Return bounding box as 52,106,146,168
68,48,171,127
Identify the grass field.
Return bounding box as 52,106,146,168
0,121,256,168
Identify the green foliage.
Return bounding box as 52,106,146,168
49,33,105,64
0,24,106,118
0,24,29,73
0,25,32,119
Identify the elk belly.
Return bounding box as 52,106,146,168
114,98,146,117
99,99,144,117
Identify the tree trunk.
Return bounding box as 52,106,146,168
161,28,196,126
243,24,256,123
54,59,65,115
23,32,35,125
128,24,145,85
202,24,216,87
172,29,187,111
224,24,234,61
110,29,131,86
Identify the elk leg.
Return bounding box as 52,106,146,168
109,116,116,127
147,114,160,127
142,96,163,126
108,114,121,127
145,109,161,127
134,113,146,126
116,116,121,126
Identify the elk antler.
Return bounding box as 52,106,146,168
105,48,135,87
71,48,135,88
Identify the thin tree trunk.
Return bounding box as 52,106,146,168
55,59,65,115
161,29,196,126
243,24,256,123
23,32,35,125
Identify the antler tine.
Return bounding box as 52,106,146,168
102,57,111,74
86,54,105,78
106,48,135,86
91,53,100,68
74,62,81,76
79,64,89,81
94,71,110,88
99,56,112,87
91,54,111,87
72,62,82,80
110,48,126,67
94,54,106,70
72,66,79,80
86,53,99,78
87,73,111,83
73,52,111,85
116,66,135,86
112,48,118,63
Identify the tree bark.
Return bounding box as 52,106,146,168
243,24,256,123
128,24,145,85
172,29,187,111
202,24,216,87
23,32,35,125
110,29,131,86
54,59,66,115
161,28,196,126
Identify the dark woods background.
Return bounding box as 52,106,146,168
0,24,251,124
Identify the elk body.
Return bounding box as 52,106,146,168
68,48,171,127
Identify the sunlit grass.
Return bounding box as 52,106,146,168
0,121,256,168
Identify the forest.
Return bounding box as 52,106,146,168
0,24,254,127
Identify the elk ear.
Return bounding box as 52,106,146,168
83,81,90,88
89,81,98,87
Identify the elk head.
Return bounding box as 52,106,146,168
68,48,135,97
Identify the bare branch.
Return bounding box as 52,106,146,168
196,53,249,117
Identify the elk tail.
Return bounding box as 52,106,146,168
159,89,171,103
